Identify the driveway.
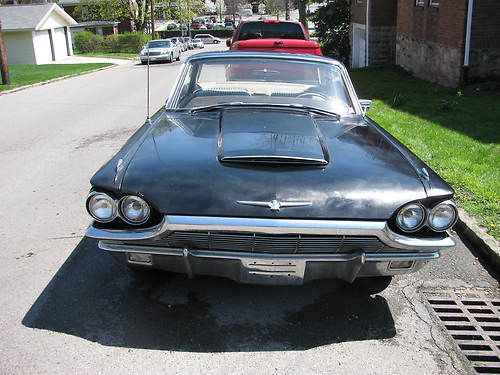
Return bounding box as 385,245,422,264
0,43,498,374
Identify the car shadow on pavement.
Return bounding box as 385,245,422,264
23,237,396,352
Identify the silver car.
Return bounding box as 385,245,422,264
169,37,186,52
192,38,204,48
140,39,180,64
193,33,222,44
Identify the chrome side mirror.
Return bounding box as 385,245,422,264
359,99,372,115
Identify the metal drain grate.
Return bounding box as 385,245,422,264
425,290,500,374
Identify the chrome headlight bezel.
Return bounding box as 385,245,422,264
87,192,118,223
119,195,151,225
396,203,426,233
428,200,458,232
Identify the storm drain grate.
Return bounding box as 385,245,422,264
425,290,500,374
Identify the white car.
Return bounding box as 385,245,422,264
140,39,180,64
169,37,186,52
193,33,222,44
192,38,205,48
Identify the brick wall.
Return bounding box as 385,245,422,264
396,0,468,86
469,0,500,81
352,0,397,26
351,0,397,66
352,0,366,25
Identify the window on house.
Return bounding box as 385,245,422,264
415,0,425,6
430,0,439,6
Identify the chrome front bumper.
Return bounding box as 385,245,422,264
87,215,455,285
101,242,439,284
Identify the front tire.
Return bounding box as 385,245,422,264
176,53,180,61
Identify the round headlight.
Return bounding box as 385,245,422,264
396,203,425,232
120,196,150,224
88,193,117,223
428,202,457,231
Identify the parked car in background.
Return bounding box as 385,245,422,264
242,8,252,17
86,52,457,287
166,22,177,30
169,37,185,52
227,20,322,55
192,38,204,48
182,36,194,50
225,21,234,29
215,21,225,28
140,39,180,64
190,21,202,29
193,33,222,44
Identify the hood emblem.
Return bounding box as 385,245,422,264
237,200,312,212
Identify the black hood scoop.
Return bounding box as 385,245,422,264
218,109,329,166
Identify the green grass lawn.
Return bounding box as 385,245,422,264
0,63,113,91
75,52,138,59
351,67,499,238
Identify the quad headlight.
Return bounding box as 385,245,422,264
120,195,151,224
428,202,457,231
396,203,426,232
88,193,117,223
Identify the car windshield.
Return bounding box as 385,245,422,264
148,40,171,48
175,57,355,115
237,22,305,40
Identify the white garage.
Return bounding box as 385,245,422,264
0,4,77,65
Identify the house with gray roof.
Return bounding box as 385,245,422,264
0,3,77,65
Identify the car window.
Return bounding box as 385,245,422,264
237,22,305,41
148,40,171,48
176,58,354,115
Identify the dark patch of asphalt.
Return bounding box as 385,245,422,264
22,231,497,354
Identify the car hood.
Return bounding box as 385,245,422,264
145,47,173,52
117,108,432,220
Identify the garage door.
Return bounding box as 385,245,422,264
33,30,53,64
53,27,68,60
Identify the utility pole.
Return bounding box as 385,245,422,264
149,0,155,39
0,20,10,85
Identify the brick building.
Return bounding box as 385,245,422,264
351,0,397,68
351,0,500,87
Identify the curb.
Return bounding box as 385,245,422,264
455,208,500,274
0,64,116,96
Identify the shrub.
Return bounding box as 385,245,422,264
113,32,150,53
103,34,121,52
74,31,103,53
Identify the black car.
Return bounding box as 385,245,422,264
86,52,457,286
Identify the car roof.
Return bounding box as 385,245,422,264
185,51,342,67
241,19,302,24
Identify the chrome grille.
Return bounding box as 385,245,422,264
160,231,386,253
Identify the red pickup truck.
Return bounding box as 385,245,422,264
226,20,322,56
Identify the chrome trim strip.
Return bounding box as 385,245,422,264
98,241,441,262
86,215,456,250
86,216,166,240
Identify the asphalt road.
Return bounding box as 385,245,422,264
0,44,498,374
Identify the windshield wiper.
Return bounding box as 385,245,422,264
187,102,340,119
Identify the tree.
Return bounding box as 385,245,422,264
175,0,206,25
311,0,350,65
74,0,131,22
265,0,286,19
224,0,243,20
73,0,150,30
